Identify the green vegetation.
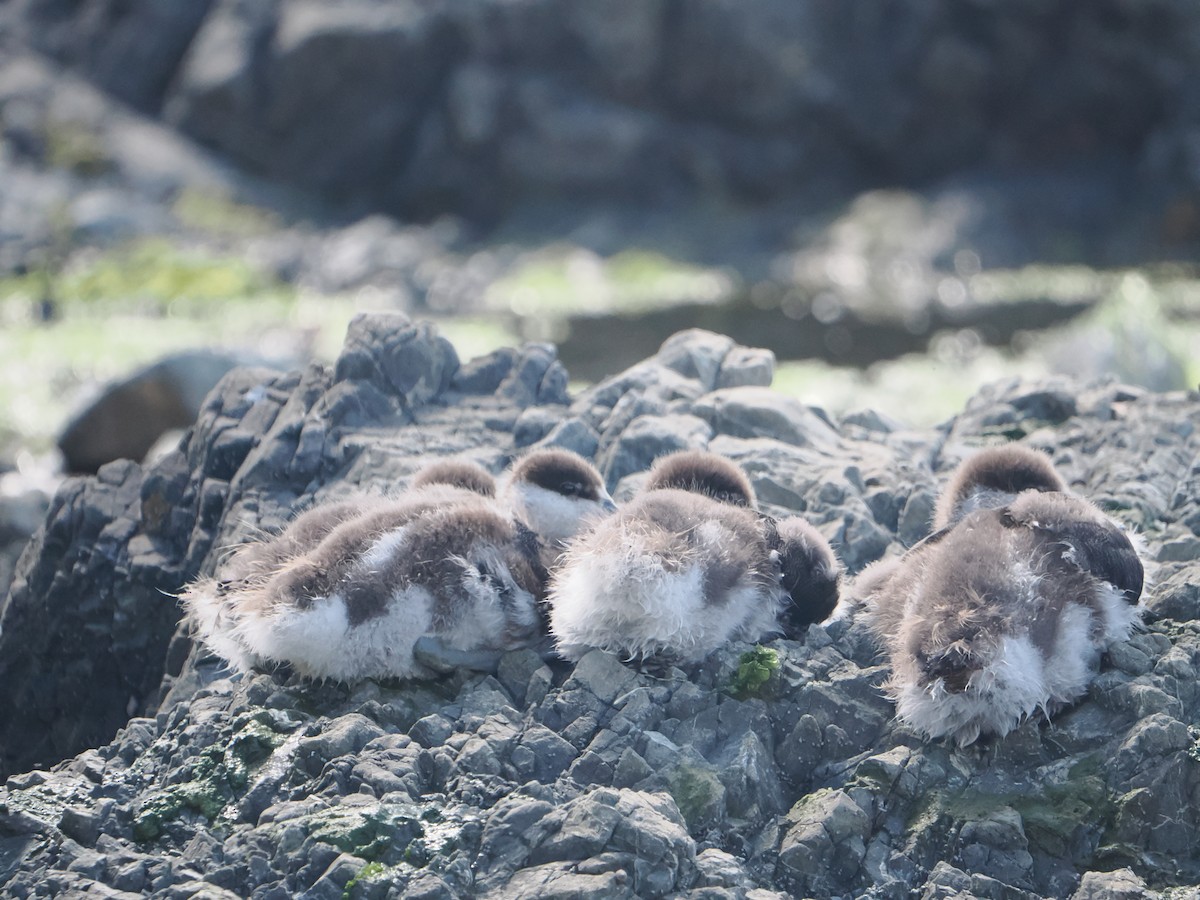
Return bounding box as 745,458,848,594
729,646,780,699
44,120,111,176
486,247,733,317
342,861,391,899
667,762,725,829
305,802,424,862
132,715,288,841
904,755,1115,861
773,265,1200,428
172,189,281,238
0,238,286,314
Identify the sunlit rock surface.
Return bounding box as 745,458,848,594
2,315,1199,898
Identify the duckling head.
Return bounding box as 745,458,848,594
502,448,616,546
935,444,1066,530
644,449,757,508
410,458,497,497
771,516,841,637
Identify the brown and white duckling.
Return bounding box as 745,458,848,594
548,451,840,663
858,445,1144,746
182,450,613,680
223,503,547,680
409,458,497,497
933,443,1065,530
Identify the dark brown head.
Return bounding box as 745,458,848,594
502,448,617,545
644,449,757,508
410,459,497,497
770,516,841,638
935,444,1066,530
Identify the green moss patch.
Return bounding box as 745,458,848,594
905,755,1115,861
486,247,733,317
667,762,725,830
728,646,780,699
132,714,289,841
305,803,425,864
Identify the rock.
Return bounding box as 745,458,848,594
691,387,841,451
1071,868,1156,900
3,323,1200,899
333,313,458,408
715,346,775,389
57,350,248,474
598,412,712,487
15,0,1200,235
777,789,870,894
534,418,600,459
14,0,215,114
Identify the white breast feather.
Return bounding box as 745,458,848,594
893,633,1048,746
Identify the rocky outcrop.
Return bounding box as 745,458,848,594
2,316,1199,898
7,0,1200,227
0,313,567,781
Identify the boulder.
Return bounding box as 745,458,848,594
11,0,1200,223
57,350,247,474
2,321,1200,898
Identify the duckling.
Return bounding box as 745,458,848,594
182,450,611,680
184,499,366,669
548,454,840,663
933,444,1065,530
773,515,842,635
224,503,548,680
859,448,1144,746
409,458,497,497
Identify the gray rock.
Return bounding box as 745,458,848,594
564,651,640,706
295,714,385,773
333,313,458,408
15,0,215,113
534,418,601,459
496,649,548,707
57,350,247,474
777,789,870,894
715,346,775,390
512,406,565,448
1070,868,1156,900
4,324,1200,900
599,413,713,487
655,329,736,391
512,725,578,783
453,347,518,395
691,387,841,451
497,343,571,407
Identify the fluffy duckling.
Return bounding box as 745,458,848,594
409,458,497,497
182,450,612,680
221,504,547,680
548,452,840,662
859,447,1144,746
773,515,843,635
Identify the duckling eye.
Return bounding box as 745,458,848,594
559,481,584,497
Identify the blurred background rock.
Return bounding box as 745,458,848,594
2,0,1199,592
